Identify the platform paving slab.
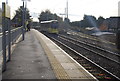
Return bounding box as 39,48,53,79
2,31,56,79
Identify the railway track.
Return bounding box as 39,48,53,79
59,34,120,64
57,34,120,78
65,32,119,53
42,32,120,81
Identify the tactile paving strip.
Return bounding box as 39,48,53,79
34,30,71,79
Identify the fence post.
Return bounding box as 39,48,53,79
2,2,6,72
2,2,11,71
8,18,11,61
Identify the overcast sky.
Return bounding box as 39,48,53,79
0,0,120,21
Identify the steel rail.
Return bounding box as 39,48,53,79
60,35,120,57
59,36,120,65
50,37,120,80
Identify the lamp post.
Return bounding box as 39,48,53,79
21,0,25,40
21,0,30,40
6,0,8,4
23,0,31,23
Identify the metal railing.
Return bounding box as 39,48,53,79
0,26,23,72
0,27,22,50
11,27,23,44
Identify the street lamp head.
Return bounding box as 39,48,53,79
21,0,31,1
6,0,8,4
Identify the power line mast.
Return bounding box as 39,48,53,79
64,0,68,19
66,0,68,19
59,0,69,22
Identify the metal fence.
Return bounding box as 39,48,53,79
11,27,23,44
0,27,22,50
1,2,25,72
0,27,23,72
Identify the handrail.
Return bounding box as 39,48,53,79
0,26,22,36
11,27,22,32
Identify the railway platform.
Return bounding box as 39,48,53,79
2,29,98,81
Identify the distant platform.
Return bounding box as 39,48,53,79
92,32,114,36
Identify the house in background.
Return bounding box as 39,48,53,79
99,17,120,32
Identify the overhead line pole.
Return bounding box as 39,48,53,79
66,0,68,19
